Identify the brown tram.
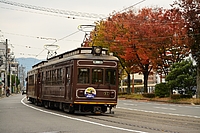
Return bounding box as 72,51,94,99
26,46,119,114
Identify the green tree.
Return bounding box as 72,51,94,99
155,83,170,98
166,59,197,95
172,0,200,98
7,74,20,93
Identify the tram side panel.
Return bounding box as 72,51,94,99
39,62,74,104
41,67,65,102
27,72,37,102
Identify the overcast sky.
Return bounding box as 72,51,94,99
0,0,175,60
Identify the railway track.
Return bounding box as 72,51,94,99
26,100,200,133
83,108,200,133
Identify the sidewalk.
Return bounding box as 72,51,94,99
0,94,6,99
0,93,17,99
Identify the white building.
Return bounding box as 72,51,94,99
0,41,19,94
120,71,158,93
0,42,6,80
0,41,6,95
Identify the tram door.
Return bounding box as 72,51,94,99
65,66,72,101
36,71,42,99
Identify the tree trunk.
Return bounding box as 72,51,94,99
126,73,131,94
143,64,149,93
197,62,200,98
143,72,148,93
132,74,135,93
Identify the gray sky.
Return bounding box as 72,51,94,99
0,0,175,59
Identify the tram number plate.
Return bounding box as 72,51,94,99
104,92,110,95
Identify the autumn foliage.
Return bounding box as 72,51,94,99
87,7,189,93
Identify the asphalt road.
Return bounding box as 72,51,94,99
117,99,200,118
0,94,129,133
1,94,200,133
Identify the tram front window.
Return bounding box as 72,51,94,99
105,69,116,85
78,68,90,84
92,68,103,84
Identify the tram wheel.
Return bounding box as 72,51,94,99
44,101,49,108
63,104,74,114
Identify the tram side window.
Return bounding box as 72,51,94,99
92,68,103,84
78,68,89,84
46,71,51,85
41,72,44,83
66,67,70,84
28,75,34,85
105,69,116,85
57,68,63,84
52,69,56,85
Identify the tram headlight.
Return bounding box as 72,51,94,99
78,90,84,97
92,46,102,56
110,91,115,98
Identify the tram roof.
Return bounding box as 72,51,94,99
31,47,118,69
47,47,108,61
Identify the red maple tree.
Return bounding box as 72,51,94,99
88,7,189,93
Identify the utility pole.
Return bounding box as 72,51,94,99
19,65,26,90
5,39,8,93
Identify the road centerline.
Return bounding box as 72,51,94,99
153,106,176,110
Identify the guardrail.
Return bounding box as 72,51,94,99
119,84,156,93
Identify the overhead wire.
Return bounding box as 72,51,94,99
1,30,82,58
0,0,148,59
118,0,146,13
36,30,81,58
54,30,81,44
1,31,57,41
9,43,41,50
1,30,57,58
1,30,81,42
0,0,97,58
100,0,146,20
0,6,96,21
0,0,107,19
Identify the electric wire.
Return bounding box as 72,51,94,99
54,30,80,44
0,0,147,59
1,31,81,42
100,0,146,20
36,30,81,58
118,0,146,13
0,30,82,58
0,6,96,21
1,31,57,41
0,0,107,19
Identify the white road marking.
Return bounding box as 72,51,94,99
21,97,148,133
120,100,200,109
153,106,176,110
117,107,200,119
124,103,138,106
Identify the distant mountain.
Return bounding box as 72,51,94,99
16,58,44,72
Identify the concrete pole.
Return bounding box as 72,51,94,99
5,39,8,94
9,62,11,93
